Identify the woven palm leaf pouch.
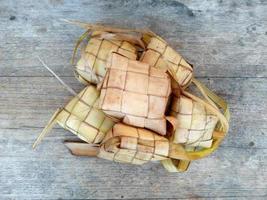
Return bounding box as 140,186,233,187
70,21,147,85
33,85,116,148
170,94,218,148
141,33,193,89
75,31,138,85
161,78,230,172
97,123,170,164
98,53,172,135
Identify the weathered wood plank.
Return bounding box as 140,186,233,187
0,0,266,78
0,135,266,199
0,0,267,199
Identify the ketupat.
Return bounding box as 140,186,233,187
99,53,172,135
64,123,171,164
141,33,193,88
75,31,138,85
160,93,218,172
98,123,170,164
161,78,230,172
33,84,116,148
69,20,148,85
170,94,218,148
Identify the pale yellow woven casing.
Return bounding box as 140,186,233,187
99,53,171,135
141,36,193,88
170,95,218,148
98,123,170,164
75,32,137,84
56,85,115,143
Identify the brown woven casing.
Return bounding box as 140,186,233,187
99,53,171,135
141,35,193,88
75,32,137,85
170,95,218,148
98,123,169,164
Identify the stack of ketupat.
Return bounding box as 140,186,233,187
33,21,230,172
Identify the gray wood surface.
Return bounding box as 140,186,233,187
0,0,266,199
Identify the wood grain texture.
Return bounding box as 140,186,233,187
0,0,266,199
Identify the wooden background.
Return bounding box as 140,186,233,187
0,0,266,199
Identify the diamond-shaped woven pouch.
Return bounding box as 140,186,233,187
33,85,116,148
141,34,193,88
98,123,170,164
75,31,137,85
161,78,230,172
56,85,115,143
170,95,218,148
99,53,171,135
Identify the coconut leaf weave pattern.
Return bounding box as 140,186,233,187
75,32,137,85
141,34,193,88
170,95,218,148
98,123,169,164
33,85,115,148
34,22,230,173
99,53,171,135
